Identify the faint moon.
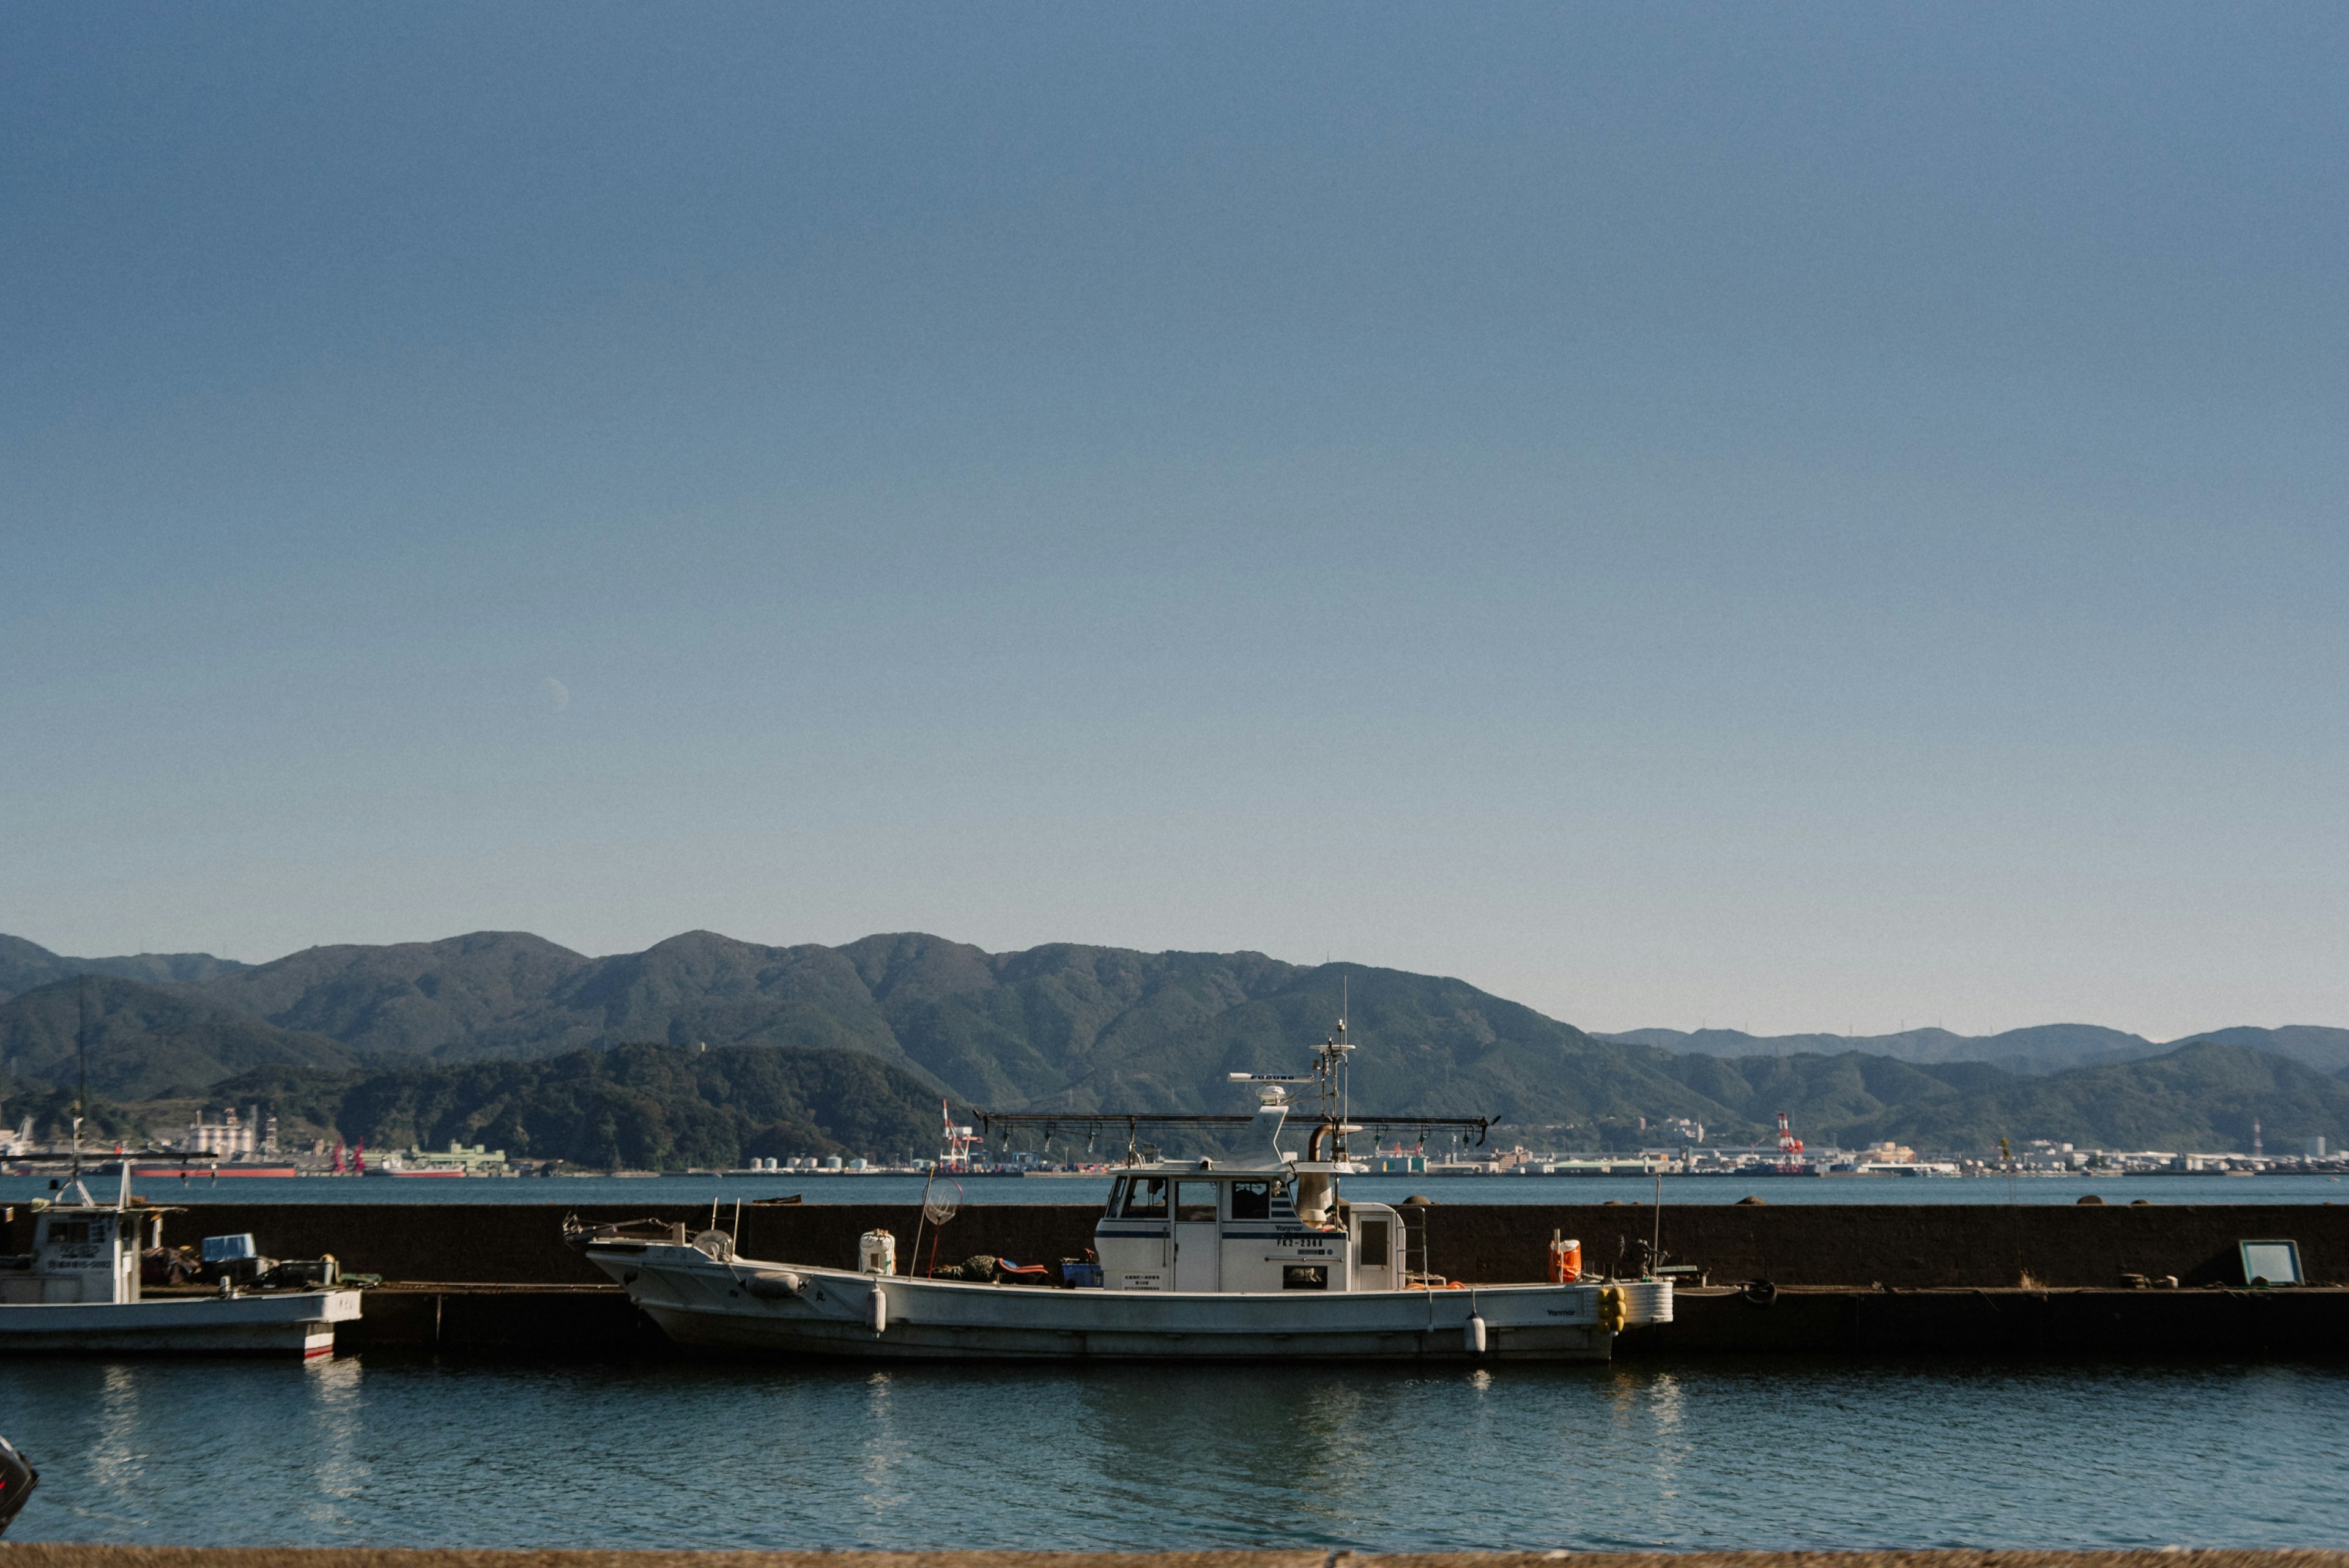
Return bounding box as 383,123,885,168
545,677,570,712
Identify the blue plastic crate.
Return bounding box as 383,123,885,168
1060,1260,1104,1288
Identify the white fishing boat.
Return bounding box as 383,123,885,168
1,1165,361,1358
574,1022,1672,1361
1,1169,360,1357
0,985,360,1357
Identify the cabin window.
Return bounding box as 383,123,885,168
1175,1181,1219,1222
47,1221,91,1244
1230,1180,1272,1220
1120,1177,1168,1218
1282,1265,1328,1290
1104,1178,1126,1215
1359,1219,1390,1268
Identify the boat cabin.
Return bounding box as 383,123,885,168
1093,1162,1404,1293
0,1193,166,1306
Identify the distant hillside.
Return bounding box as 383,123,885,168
2,928,2343,1154
0,935,248,1003
130,931,1689,1128
194,931,608,1058
0,929,1740,1137
211,1035,2345,1162
188,931,1759,1134
2177,1025,2349,1074
1673,1042,2349,1155
0,976,357,1102
212,1042,943,1169
1606,1022,2349,1077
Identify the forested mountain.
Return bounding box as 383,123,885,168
125,929,1701,1124
0,976,358,1100
2180,1026,2349,1074
0,935,250,1002
1606,1022,2349,1076
212,1042,941,1170
0,929,2340,1154
1653,1043,2349,1153
193,931,609,1058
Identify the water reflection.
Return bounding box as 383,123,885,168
300,1351,366,1537
87,1364,145,1506
0,1357,2343,1550
856,1368,910,1534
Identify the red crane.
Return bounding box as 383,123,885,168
1775,1111,1806,1173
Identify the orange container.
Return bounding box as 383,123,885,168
1549,1231,1582,1284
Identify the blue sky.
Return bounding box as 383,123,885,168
4,3,2345,1038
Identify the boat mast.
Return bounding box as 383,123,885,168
1315,973,1356,1162
72,975,88,1185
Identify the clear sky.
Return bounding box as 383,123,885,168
5,4,2345,1039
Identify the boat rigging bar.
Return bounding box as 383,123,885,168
970,1111,1493,1145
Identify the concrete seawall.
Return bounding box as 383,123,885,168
1630,1283,2348,1359
21,1199,2340,1291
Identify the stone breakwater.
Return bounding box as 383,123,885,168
16,1201,2340,1290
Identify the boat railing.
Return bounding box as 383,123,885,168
561,1214,689,1250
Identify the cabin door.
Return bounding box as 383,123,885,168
1172,1180,1221,1293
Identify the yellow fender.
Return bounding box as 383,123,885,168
1597,1284,1628,1333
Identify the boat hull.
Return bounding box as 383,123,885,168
0,1290,362,1358
588,1244,1669,1362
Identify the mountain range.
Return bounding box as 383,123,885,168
1602,1023,2349,1076
1,929,2342,1156
0,975,357,1100
0,934,251,995
214,1042,944,1170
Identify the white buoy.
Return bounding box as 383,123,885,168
869,1286,888,1336
1464,1312,1486,1354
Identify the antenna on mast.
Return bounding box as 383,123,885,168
73,974,89,1183
1340,973,1349,1157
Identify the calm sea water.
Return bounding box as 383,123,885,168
2,1355,2342,1550
4,1172,2340,1206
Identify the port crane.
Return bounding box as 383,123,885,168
1775,1111,1807,1173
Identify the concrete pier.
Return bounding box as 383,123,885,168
1625,1283,2349,1359
17,1200,2342,1291
335,1283,667,1355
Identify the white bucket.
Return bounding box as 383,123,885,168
858,1229,897,1276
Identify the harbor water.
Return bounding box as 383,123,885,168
4,1172,2342,1206
2,1354,2343,1550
